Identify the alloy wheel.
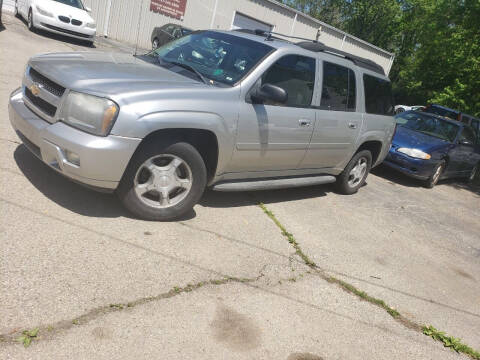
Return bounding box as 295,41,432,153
133,154,193,209
348,157,367,188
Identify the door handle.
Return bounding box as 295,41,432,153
299,119,311,127
348,122,358,129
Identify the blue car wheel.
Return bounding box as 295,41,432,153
425,161,445,188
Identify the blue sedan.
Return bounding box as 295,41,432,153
383,110,480,188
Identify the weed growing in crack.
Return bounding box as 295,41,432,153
17,328,39,348
423,325,480,359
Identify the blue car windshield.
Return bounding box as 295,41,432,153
395,111,459,142
149,31,274,85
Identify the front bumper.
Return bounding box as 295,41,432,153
34,11,96,41
9,88,141,191
383,148,438,180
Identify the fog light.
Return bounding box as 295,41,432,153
64,149,80,166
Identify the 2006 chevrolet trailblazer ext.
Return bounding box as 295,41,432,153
9,30,396,220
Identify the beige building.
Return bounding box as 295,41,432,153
82,0,395,75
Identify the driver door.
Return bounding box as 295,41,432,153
230,55,317,172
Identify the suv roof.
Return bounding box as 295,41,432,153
227,29,386,76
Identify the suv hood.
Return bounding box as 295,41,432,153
29,52,204,96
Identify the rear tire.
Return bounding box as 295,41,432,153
335,150,372,195
117,140,207,221
424,161,444,188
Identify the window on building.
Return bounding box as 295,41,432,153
363,74,394,115
261,55,316,107
320,62,356,111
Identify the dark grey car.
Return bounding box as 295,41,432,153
151,23,192,50
9,30,395,220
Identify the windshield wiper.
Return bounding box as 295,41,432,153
158,57,211,85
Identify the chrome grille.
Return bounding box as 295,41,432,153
24,87,57,117
29,68,65,97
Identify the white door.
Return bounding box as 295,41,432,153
231,12,273,32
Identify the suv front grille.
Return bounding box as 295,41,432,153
25,87,57,117
29,68,65,97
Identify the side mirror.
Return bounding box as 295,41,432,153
251,83,287,105
85,6,92,12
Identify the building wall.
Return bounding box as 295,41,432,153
82,0,394,74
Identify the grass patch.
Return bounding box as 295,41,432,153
17,328,39,348
423,325,480,359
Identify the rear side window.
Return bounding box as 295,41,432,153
320,62,356,111
262,55,316,108
459,127,476,145
363,74,394,115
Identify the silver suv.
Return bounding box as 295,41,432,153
9,30,396,220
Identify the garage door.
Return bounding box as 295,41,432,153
232,12,273,32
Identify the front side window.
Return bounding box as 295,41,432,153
150,31,274,85
320,62,356,111
364,74,394,115
261,55,316,107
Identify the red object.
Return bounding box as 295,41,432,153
150,0,187,20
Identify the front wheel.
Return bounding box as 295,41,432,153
467,163,478,183
27,9,35,32
424,161,444,188
118,141,207,221
152,38,159,50
335,150,372,195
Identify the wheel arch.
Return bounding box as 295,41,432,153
355,140,383,166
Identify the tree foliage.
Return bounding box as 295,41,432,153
281,0,480,116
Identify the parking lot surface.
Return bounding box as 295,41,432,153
1,13,479,359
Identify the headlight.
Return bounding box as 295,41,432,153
85,22,96,29
36,5,54,17
59,91,119,136
397,147,431,160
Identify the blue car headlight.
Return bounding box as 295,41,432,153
397,147,431,160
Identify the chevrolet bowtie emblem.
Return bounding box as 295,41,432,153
29,83,41,96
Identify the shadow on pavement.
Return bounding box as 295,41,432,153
15,144,329,218
373,164,480,196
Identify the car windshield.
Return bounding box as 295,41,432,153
395,111,459,142
148,31,274,85
51,0,84,9
423,106,458,121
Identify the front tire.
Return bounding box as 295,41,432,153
467,163,478,183
424,161,444,188
14,1,19,17
336,150,372,195
27,9,35,32
118,141,207,221
152,38,159,50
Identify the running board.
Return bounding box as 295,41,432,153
212,175,336,192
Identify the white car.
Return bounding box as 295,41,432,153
394,104,425,114
15,0,96,44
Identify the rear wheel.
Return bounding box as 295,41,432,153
336,150,372,195
424,161,444,188
118,141,207,221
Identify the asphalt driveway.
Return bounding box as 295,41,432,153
1,13,479,360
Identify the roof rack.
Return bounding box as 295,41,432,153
234,28,385,76
296,41,385,75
